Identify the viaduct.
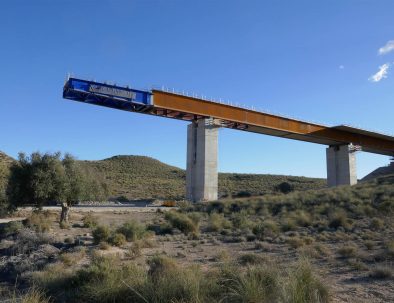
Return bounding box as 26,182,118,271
63,77,394,202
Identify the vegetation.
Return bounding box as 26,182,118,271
25,253,328,303
6,152,107,222
0,151,326,202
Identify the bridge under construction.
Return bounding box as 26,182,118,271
63,77,394,202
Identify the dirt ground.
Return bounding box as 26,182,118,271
1,208,393,303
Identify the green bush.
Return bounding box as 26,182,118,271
207,213,232,232
82,214,98,228
220,264,281,303
285,259,329,303
92,225,111,244
165,211,198,234
252,220,278,240
109,233,127,247
116,220,147,242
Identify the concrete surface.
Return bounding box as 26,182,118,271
186,119,219,202
326,144,357,187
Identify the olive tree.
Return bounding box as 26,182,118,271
7,152,107,223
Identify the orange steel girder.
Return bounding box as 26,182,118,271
152,90,394,156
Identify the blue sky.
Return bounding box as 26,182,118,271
1,0,393,178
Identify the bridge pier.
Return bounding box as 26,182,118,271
326,144,357,187
186,119,219,202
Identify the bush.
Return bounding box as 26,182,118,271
276,181,294,194
11,228,54,254
337,245,357,258
0,220,23,237
220,264,281,303
238,253,264,266
25,211,51,233
92,225,111,244
252,220,278,240
370,217,384,230
369,266,392,279
207,213,231,232
231,210,251,230
328,211,350,230
285,259,329,303
82,214,98,228
109,233,126,247
165,211,198,234
11,287,51,303
116,220,147,242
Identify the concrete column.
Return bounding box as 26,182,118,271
326,144,357,187
186,119,219,202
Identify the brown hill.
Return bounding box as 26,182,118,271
362,160,394,182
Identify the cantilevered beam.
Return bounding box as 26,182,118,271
152,90,394,156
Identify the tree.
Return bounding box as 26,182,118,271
275,181,294,194
7,152,107,223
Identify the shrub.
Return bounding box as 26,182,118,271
165,211,198,234
238,253,264,266
364,240,374,250
281,218,297,232
92,225,111,244
116,220,146,242
82,214,98,228
286,237,305,249
59,221,70,229
328,211,350,230
369,266,392,279
285,259,329,303
275,181,294,194
187,212,202,226
109,233,126,247
293,211,312,227
12,287,51,303
231,210,251,230
25,211,51,233
125,242,142,259
0,220,23,237
234,190,252,198
11,228,54,254
370,217,384,230
207,213,231,232
337,245,357,258
252,220,278,240
221,265,281,303
386,240,394,258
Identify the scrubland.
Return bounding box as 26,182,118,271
0,175,393,302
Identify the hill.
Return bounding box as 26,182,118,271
0,152,326,200
84,155,326,200
362,160,394,182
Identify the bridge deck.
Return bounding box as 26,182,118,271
151,90,394,156
62,78,394,156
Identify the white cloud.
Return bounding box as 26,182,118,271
368,63,390,82
378,40,394,55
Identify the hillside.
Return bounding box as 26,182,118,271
84,155,326,200
362,160,394,181
0,152,326,200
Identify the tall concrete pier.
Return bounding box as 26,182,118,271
186,119,219,202
326,145,357,187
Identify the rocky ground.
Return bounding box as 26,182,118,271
0,205,393,302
